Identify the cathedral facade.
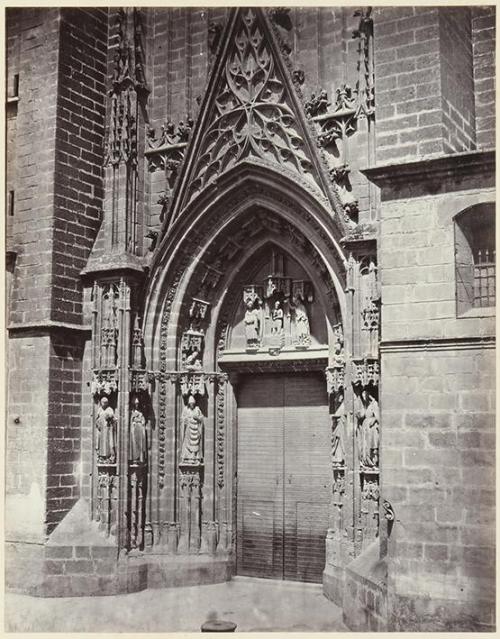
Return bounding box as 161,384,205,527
5,6,495,631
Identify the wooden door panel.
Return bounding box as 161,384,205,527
284,374,330,583
238,500,282,578
237,373,330,583
237,375,284,579
295,502,329,582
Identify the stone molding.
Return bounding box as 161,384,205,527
362,150,495,195
8,321,92,334
380,335,495,353
218,350,329,374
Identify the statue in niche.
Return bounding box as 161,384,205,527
101,313,117,368
96,396,117,464
182,331,204,371
184,349,203,370
355,388,380,469
331,390,346,467
333,324,344,365
271,300,284,335
244,299,261,349
290,294,311,347
180,394,204,465
129,396,149,464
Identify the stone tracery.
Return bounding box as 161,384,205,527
186,9,318,203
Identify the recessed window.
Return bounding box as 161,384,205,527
13,73,19,98
8,190,14,217
455,203,495,315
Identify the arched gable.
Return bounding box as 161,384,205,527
152,7,349,253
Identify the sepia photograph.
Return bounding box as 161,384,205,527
4,3,496,632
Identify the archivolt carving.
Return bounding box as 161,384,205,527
216,381,226,489
155,192,346,497
157,265,185,488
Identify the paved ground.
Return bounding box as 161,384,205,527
5,576,347,632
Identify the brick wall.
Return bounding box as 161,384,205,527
40,545,123,597
343,541,388,631
7,8,60,326
374,7,442,161
344,567,387,631
46,332,86,533
472,7,495,149
6,9,108,541
439,9,475,153
6,10,21,242
52,8,107,324
80,339,94,501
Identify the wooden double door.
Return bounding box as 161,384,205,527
236,372,330,583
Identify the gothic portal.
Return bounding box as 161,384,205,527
87,6,381,590
6,5,495,632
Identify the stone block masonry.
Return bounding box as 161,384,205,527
378,172,495,343
382,346,495,631
6,334,51,544
364,151,496,631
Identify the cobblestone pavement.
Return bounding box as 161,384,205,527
5,576,347,633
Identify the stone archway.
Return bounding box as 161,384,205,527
138,169,380,594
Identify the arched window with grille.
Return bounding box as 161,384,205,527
454,202,496,315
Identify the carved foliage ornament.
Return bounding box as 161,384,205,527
187,9,319,202
352,358,379,387
91,370,119,396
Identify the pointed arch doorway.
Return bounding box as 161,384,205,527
236,370,330,583
215,244,335,584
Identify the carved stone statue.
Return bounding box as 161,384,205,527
180,395,204,465
182,330,204,370
244,299,261,348
184,349,203,370
331,391,346,467
355,389,380,468
317,89,330,114
101,313,117,368
96,396,117,464
129,396,149,463
290,295,310,346
271,300,284,334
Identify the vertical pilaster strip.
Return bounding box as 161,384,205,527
185,9,192,115
344,255,357,561
117,279,131,554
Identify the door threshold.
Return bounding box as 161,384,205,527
232,576,323,589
